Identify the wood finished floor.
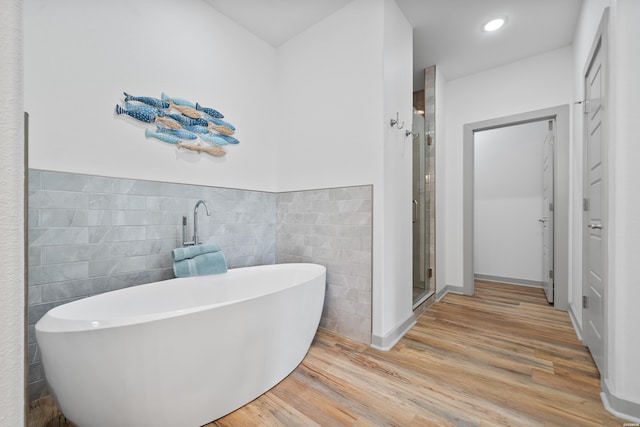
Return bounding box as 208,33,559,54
210,281,625,426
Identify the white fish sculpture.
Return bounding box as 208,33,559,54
208,124,234,136
155,115,182,129
178,142,226,157
169,102,201,119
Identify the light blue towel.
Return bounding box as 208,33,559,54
173,251,228,278
172,243,221,262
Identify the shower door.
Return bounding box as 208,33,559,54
412,66,436,307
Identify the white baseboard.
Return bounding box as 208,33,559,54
474,274,543,288
601,379,640,423
436,285,449,301
371,314,416,351
568,303,583,342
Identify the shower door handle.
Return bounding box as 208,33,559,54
412,200,418,223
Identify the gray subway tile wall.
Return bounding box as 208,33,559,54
27,170,373,403
276,186,373,344
27,169,277,401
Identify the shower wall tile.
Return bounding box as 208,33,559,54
276,186,373,344
27,169,277,403
41,245,92,265
28,190,89,210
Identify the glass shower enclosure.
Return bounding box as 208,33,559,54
412,65,436,307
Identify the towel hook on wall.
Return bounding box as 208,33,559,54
390,112,405,130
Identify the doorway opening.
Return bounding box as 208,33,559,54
474,120,555,301
462,105,570,311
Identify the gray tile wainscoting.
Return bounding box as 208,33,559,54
276,186,373,344
27,170,373,403
27,170,276,401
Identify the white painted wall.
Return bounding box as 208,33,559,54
0,1,25,425
277,0,413,343
25,0,278,192
275,0,382,192
571,0,640,412
606,0,640,409
443,47,573,290
379,0,414,342
474,121,548,283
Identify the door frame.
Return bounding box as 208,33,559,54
462,105,570,310
542,119,555,303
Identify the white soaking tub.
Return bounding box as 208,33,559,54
36,263,326,427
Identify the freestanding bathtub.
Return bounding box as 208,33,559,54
36,263,326,427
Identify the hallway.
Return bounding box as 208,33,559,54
215,281,623,426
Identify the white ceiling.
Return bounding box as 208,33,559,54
205,0,583,85
205,0,352,47
398,0,582,86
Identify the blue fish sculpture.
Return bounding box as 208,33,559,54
200,133,229,145
123,92,169,109
115,104,155,123
218,134,240,145
207,117,236,131
161,93,196,108
196,103,224,119
157,111,208,127
125,102,159,116
145,128,181,144
181,125,210,134
156,127,197,140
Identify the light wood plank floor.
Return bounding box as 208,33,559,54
211,281,625,426
32,281,625,426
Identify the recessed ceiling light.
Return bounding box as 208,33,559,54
483,18,505,32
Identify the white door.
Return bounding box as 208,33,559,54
583,27,606,373
541,121,554,303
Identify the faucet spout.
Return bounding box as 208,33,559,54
193,200,211,245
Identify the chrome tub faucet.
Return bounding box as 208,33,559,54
182,200,211,246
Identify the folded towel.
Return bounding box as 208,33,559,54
173,251,228,278
172,243,221,262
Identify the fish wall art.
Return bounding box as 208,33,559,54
115,91,239,158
